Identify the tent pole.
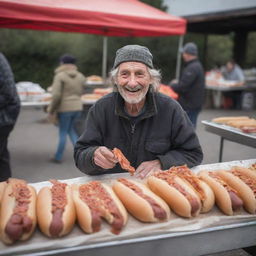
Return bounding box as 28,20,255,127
102,36,108,81
175,35,184,79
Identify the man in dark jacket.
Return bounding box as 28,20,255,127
170,42,205,127
74,45,203,179
0,53,20,181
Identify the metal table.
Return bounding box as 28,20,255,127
206,84,256,108
202,120,256,162
17,221,256,256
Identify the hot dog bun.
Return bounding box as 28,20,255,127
167,166,215,213
0,181,7,209
0,178,37,244
112,178,170,222
72,181,127,235
147,172,201,218
37,180,76,238
198,171,243,215
216,168,256,214
232,166,256,180
212,116,250,124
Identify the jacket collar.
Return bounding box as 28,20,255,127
114,88,157,120
185,58,198,66
55,64,77,74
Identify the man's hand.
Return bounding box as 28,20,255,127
135,159,161,179
93,146,118,169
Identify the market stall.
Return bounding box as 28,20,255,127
0,159,255,256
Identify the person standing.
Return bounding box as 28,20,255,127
169,42,205,128
0,52,20,181
74,45,203,179
47,54,86,163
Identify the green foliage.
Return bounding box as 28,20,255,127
140,0,168,11
245,32,256,68
206,35,233,69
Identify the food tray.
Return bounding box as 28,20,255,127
1,159,255,256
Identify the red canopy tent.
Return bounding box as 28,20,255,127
0,0,186,77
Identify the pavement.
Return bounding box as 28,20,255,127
7,106,256,256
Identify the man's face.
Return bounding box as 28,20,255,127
182,52,189,62
116,62,151,104
226,62,234,72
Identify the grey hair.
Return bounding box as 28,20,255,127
109,66,161,92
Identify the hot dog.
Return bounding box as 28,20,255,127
216,167,256,214
147,171,201,218
168,165,215,213
112,148,135,176
198,171,243,215
37,180,76,238
112,178,170,222
0,178,37,244
72,180,127,235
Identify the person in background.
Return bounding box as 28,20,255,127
221,60,245,85
47,54,86,163
74,45,203,179
0,52,20,181
169,42,205,128
221,60,245,109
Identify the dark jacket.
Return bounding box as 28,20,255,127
171,59,205,111
74,91,203,175
0,53,20,128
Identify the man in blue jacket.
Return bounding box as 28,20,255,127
0,53,20,181
170,42,205,127
74,45,203,179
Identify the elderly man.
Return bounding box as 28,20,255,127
74,45,203,179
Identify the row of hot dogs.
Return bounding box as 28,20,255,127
0,164,255,245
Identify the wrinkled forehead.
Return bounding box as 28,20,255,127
118,61,149,73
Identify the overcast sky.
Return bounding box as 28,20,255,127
163,0,256,16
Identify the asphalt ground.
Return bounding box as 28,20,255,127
7,106,256,256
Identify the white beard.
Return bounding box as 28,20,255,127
117,84,149,104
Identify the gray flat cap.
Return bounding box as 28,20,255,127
113,45,153,69
181,42,198,56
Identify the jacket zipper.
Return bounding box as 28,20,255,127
131,123,136,134
129,123,136,165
